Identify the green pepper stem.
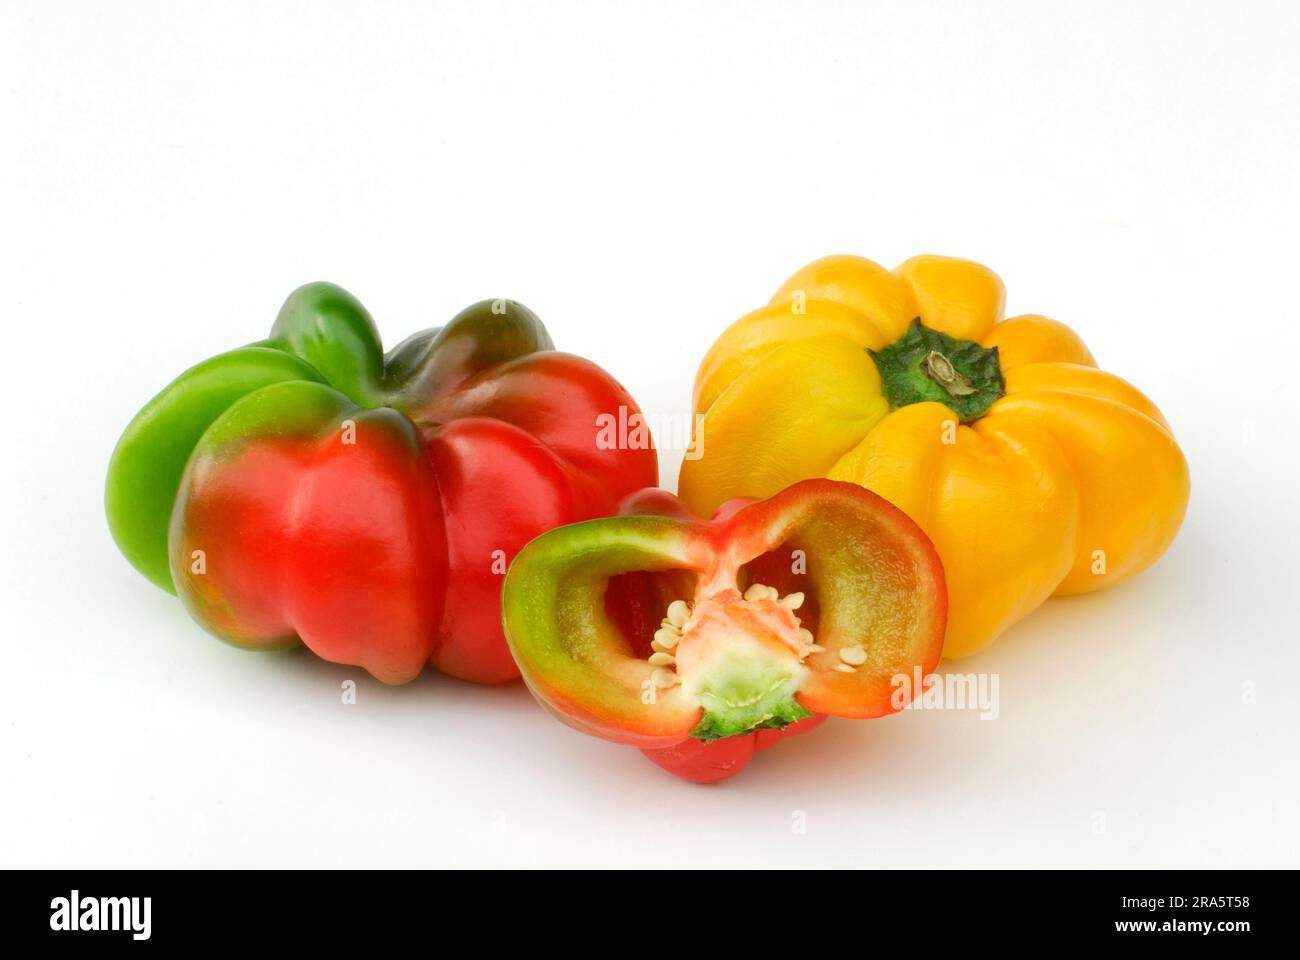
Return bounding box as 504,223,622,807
866,318,1004,423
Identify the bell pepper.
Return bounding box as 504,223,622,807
106,282,657,684
679,254,1190,658
502,479,946,782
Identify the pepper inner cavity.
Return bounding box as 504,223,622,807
643,579,868,695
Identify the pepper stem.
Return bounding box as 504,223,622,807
867,318,1004,423
921,350,977,398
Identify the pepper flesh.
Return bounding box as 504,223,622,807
502,479,947,782
106,283,657,684
679,255,1190,658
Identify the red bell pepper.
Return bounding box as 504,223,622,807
502,479,947,782
106,283,657,684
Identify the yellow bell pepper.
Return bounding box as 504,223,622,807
679,254,1190,658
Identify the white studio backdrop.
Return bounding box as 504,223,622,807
1,0,1297,867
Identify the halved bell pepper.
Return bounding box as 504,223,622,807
502,479,946,782
679,255,1190,658
106,283,657,684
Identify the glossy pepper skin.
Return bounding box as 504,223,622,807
502,479,947,783
106,283,657,684
679,255,1190,659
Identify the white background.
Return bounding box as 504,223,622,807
2,0,1297,868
